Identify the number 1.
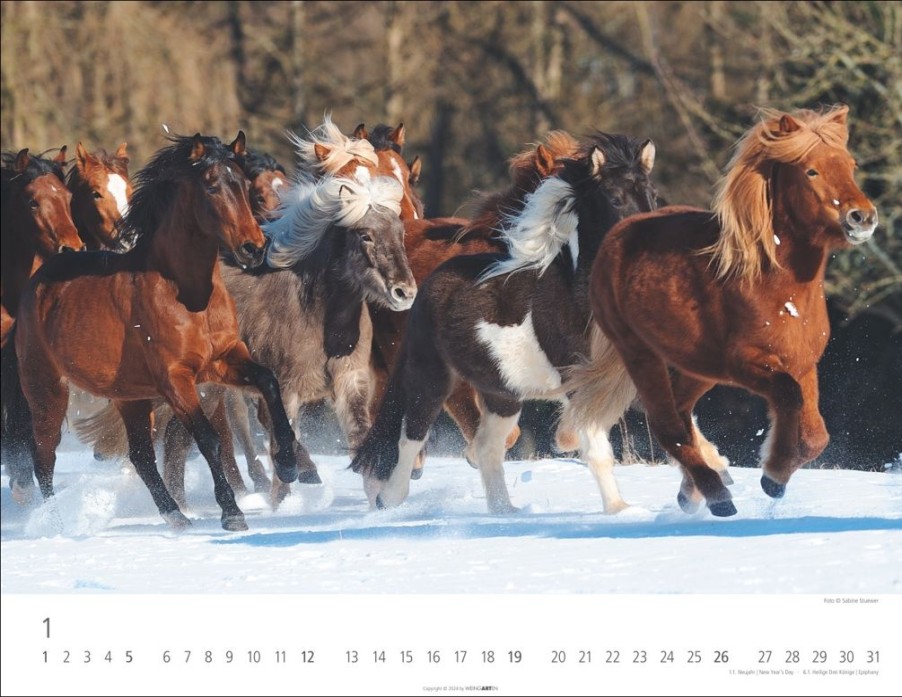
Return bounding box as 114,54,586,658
43,618,50,639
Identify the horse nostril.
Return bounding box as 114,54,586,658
848,209,864,224
392,284,415,303
242,242,263,257
60,245,79,254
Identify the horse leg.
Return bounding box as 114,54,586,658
116,400,190,528
162,412,192,510
619,347,734,516
757,368,828,497
209,393,248,498
445,382,520,469
225,390,270,492
161,373,247,531
331,364,372,454
375,356,453,509
211,344,313,487
470,394,521,514
24,374,69,502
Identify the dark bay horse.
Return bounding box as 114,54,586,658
244,149,289,221
9,133,306,530
590,105,878,516
352,133,658,513
1,147,82,347
67,142,133,250
365,129,581,471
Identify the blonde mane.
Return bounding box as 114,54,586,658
288,115,379,178
708,105,851,283
265,174,402,268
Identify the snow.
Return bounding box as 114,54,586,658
3,439,900,595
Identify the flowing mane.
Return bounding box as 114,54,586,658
289,115,378,178
708,104,851,283
265,174,403,268
460,130,580,241
122,134,240,248
1,149,66,191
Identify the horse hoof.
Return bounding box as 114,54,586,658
375,494,386,510
162,510,192,529
677,490,701,514
296,468,322,485
708,500,738,517
488,502,519,515
274,462,298,484
410,467,423,481
222,514,248,532
760,475,786,499
719,470,735,486
93,449,106,462
10,481,35,506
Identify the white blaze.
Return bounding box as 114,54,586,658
107,173,130,218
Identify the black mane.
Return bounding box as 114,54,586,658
245,149,287,180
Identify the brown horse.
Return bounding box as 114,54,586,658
67,142,133,250
1,147,82,348
365,130,580,469
590,105,878,516
244,149,289,222
9,132,308,530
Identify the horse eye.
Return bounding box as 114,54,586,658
360,233,373,243
207,185,221,195
28,199,39,210
806,169,819,178
93,191,103,199
610,196,624,207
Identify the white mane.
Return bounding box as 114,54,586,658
264,175,403,269
479,176,579,282
288,115,379,177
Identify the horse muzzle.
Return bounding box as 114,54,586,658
841,207,878,245
233,241,267,269
387,281,416,311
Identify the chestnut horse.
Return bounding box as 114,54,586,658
9,133,307,530
364,128,580,473
1,147,82,347
67,142,133,250
353,134,658,513
590,105,878,516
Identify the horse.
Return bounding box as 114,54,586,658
244,149,289,221
365,129,581,475
67,142,133,251
351,133,658,514
76,121,419,507
1,147,82,348
589,105,878,516
7,132,308,530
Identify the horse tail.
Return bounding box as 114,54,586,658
349,352,407,481
73,401,129,459
1,327,37,496
556,323,637,441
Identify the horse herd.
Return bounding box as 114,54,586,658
0,105,879,530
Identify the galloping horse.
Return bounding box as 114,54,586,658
9,133,306,530
365,129,580,472
1,147,82,347
590,105,878,516
67,142,133,250
353,133,658,513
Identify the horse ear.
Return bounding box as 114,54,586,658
14,148,30,172
353,123,368,140
76,142,89,169
778,114,802,134
827,104,850,126
535,144,557,176
408,156,422,185
229,131,247,157
590,147,606,176
313,143,331,162
639,140,656,174
115,142,129,161
189,134,205,161
54,146,68,164
389,123,406,148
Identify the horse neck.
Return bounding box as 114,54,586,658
770,177,831,287
145,190,222,311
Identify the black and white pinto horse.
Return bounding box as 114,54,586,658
351,134,658,514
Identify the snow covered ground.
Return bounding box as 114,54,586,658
2,440,900,595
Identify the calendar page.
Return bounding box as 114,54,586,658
2,453,899,695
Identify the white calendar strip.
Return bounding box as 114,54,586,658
1,594,897,696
